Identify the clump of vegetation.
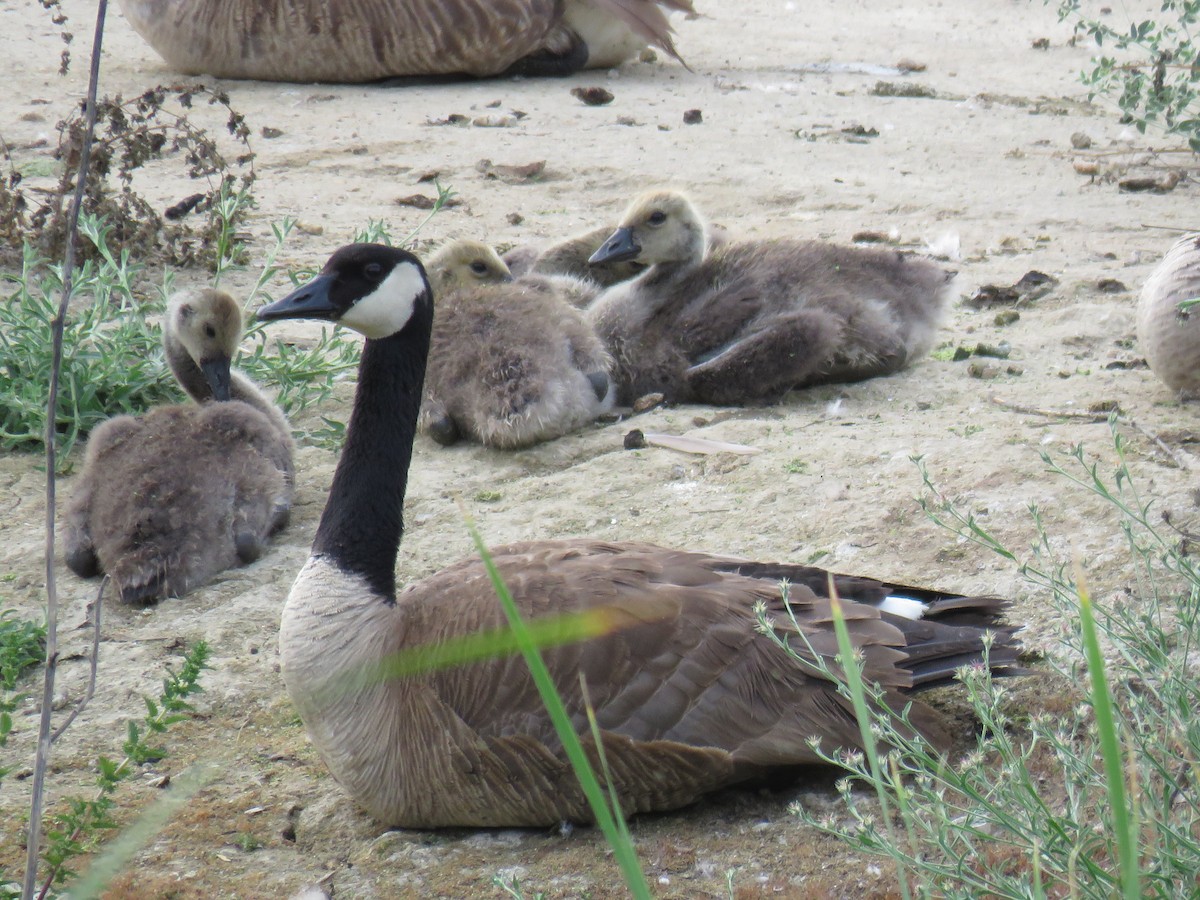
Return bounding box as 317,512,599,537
1,208,379,458
0,611,47,779
783,424,1200,897
1050,0,1200,151
0,84,255,269
0,641,211,899
1,224,171,459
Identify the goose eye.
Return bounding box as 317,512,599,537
470,261,488,275
204,324,217,338
364,262,384,280
647,210,667,226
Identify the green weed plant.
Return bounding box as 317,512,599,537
780,423,1200,898
1050,0,1200,150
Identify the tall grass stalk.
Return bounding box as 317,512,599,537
25,2,108,895
465,519,651,900
1074,571,1139,899
826,589,913,900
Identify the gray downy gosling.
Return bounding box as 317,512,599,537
64,288,294,604
422,238,614,448
587,189,953,405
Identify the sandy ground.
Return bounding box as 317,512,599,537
1,0,1199,896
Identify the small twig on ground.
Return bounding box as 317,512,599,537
1140,223,1200,234
49,578,106,744
1123,417,1197,472
24,2,109,898
988,395,1111,422
989,395,1196,471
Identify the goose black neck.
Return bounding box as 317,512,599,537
312,318,431,601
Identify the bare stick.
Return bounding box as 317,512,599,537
1123,417,1197,472
987,395,1112,422
23,2,109,897
989,395,1196,470
50,578,106,744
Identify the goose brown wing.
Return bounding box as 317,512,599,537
415,540,991,778
124,0,565,80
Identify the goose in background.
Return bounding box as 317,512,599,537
421,239,613,448
586,190,953,405
1137,231,1200,396
256,242,1022,828
115,0,697,83
64,288,294,605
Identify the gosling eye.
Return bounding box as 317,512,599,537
469,261,489,276
364,262,384,280
647,210,667,226
204,324,217,339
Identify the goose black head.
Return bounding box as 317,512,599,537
258,243,433,339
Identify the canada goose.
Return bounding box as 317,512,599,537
256,242,1023,828
421,239,613,448
1136,232,1200,396
114,0,696,83
64,288,294,605
586,190,953,405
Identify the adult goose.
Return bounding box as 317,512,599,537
256,242,1022,828
64,288,293,605
421,239,613,448
586,190,953,405
1137,232,1200,396
115,0,697,83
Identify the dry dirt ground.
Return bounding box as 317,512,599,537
2,0,1199,897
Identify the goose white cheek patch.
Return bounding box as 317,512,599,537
340,264,426,339
878,595,928,620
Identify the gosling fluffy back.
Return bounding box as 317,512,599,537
587,190,952,405
422,240,614,448
63,288,293,604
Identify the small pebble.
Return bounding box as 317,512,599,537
632,392,665,413
571,86,614,106
994,310,1020,326
683,109,703,124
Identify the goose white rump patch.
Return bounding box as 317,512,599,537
878,595,928,620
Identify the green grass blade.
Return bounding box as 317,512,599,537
67,763,215,899
466,521,651,899
828,587,913,900
1076,574,1140,899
